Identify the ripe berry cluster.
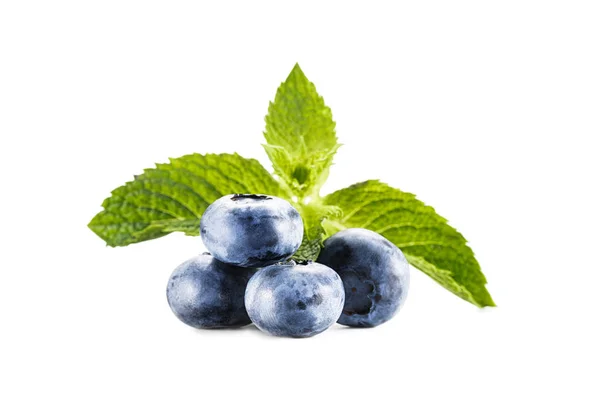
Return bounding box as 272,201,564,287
167,194,410,338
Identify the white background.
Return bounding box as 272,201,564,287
1,1,599,399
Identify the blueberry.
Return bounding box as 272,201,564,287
316,228,410,328
166,253,255,329
200,194,304,268
245,261,345,338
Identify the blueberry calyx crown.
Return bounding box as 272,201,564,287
296,260,313,265
230,194,272,201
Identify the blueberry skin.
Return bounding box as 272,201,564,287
245,262,345,338
166,254,255,329
317,228,410,328
200,194,304,268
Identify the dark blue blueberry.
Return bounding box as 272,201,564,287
244,261,345,338
166,253,255,329
317,228,410,328
200,194,304,268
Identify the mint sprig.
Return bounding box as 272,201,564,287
89,64,495,308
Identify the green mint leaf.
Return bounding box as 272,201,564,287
264,63,341,198
88,153,283,247
322,180,495,307
293,203,341,261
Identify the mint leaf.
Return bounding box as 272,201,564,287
321,180,495,307
264,63,341,199
88,153,283,247
293,203,341,261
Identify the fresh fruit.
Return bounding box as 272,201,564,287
317,228,410,327
166,253,255,328
245,261,344,338
200,194,303,268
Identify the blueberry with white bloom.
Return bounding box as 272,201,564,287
245,261,345,338
167,253,255,329
200,194,303,268
317,228,410,328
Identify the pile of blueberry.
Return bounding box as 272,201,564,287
167,194,410,338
